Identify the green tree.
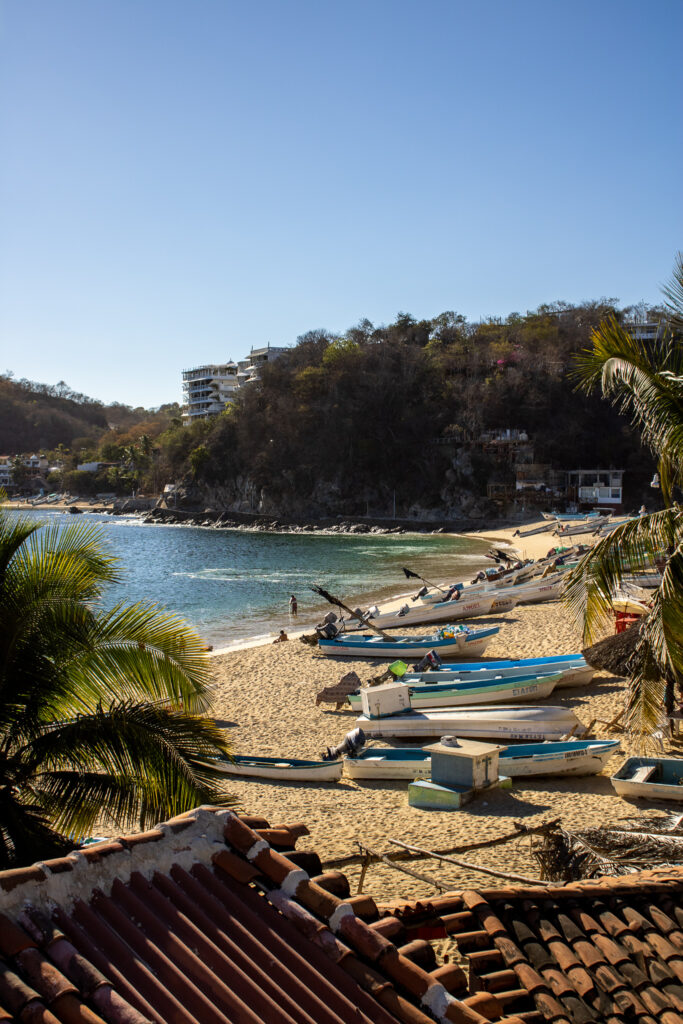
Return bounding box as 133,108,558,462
0,507,233,867
564,254,683,736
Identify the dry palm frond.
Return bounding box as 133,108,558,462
533,814,683,881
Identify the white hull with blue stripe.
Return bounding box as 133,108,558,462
317,626,498,659
344,739,620,779
346,672,561,710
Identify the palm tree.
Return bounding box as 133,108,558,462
0,505,233,867
563,254,683,736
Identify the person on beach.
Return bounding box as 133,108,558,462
273,629,289,643
289,594,298,616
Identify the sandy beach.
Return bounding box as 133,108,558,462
207,527,670,906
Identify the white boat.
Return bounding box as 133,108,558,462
512,576,564,604
346,672,560,711
209,754,343,782
317,625,498,659
611,757,683,801
355,704,583,741
403,661,593,690
513,522,556,537
344,739,620,780
357,594,497,631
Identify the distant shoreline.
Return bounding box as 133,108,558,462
7,496,530,539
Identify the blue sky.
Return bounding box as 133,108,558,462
1,0,681,408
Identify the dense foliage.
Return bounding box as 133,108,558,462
564,254,683,737
0,508,233,866
3,296,667,511
162,300,662,515
0,373,181,456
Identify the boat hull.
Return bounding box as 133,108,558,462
355,704,582,741
211,755,343,782
344,740,619,779
611,756,683,801
403,663,593,690
347,673,559,711
318,627,498,659
363,595,496,630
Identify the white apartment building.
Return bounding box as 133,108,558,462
182,363,240,423
182,345,289,423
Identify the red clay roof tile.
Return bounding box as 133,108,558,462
0,866,46,892
0,913,36,957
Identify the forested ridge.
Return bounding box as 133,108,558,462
2,297,670,515
164,299,665,517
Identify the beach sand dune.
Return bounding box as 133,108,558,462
209,598,670,903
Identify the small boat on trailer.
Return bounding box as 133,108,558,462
610,757,683,801
346,672,561,711
209,754,343,782
317,625,498,659
343,739,620,780
355,703,583,742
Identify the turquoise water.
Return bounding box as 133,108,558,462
14,511,492,646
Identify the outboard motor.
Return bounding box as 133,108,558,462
322,611,338,624
412,650,442,672
397,603,410,617
412,585,429,601
322,727,366,761
316,621,340,639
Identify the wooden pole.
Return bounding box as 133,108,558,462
321,818,561,871
386,838,554,886
356,843,448,893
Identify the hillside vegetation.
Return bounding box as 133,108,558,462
3,298,669,515
158,300,664,517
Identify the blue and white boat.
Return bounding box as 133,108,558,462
346,672,561,711
317,625,498,659
611,757,683,801
210,754,343,782
404,654,594,689
343,739,619,780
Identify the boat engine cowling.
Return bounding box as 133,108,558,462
413,650,442,672
412,585,428,601
316,621,340,639
322,727,366,761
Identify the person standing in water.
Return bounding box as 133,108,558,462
289,594,298,616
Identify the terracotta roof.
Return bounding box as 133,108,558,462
0,807,525,1024
378,869,683,1023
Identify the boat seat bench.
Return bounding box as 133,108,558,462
631,765,657,783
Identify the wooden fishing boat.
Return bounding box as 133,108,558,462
610,757,683,801
317,625,498,659
512,576,564,604
346,672,561,711
343,739,620,780
209,754,343,782
355,704,583,741
358,593,497,631
500,739,621,777
403,660,593,690
554,521,607,537
514,522,556,537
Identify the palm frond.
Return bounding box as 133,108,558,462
27,701,233,832
572,319,683,501
661,251,683,332
562,508,683,644
54,602,214,714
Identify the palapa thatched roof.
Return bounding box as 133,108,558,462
582,618,645,675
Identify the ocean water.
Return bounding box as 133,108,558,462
12,510,493,646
